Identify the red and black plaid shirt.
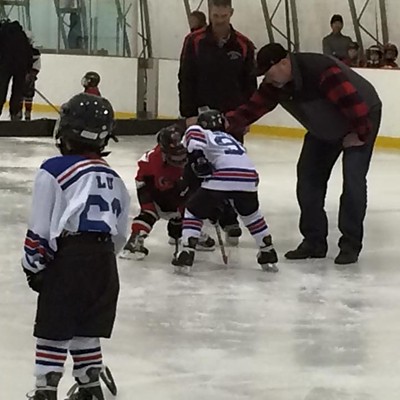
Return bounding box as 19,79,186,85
227,65,372,142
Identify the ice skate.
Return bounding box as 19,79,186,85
119,232,149,260
26,372,62,400
25,111,32,121
224,224,242,246
197,231,215,251
65,368,105,400
172,237,197,275
257,235,278,272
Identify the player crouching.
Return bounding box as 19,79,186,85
172,109,278,275
120,124,215,261
22,94,130,399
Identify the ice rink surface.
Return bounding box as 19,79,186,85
1,131,400,400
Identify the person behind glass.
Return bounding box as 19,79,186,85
226,43,382,265
322,14,353,61
0,20,32,121
365,45,384,68
178,0,257,244
189,10,207,32
82,71,101,96
344,41,365,68
382,43,398,69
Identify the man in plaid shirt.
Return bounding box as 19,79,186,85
226,43,382,265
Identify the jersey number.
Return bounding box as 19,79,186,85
79,195,122,232
214,135,245,155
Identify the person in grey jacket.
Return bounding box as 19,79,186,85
226,43,382,265
322,14,353,60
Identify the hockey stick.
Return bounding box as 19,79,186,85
173,238,179,260
34,88,60,114
214,224,228,265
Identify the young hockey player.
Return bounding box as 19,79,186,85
81,71,101,96
173,109,278,275
22,93,130,400
21,31,41,120
120,124,215,260
365,44,384,68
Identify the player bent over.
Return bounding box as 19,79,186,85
173,109,278,275
22,93,130,400
120,125,215,260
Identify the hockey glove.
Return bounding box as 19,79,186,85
167,218,182,240
23,267,45,293
189,150,213,178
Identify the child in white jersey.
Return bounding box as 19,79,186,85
173,109,278,275
22,93,130,400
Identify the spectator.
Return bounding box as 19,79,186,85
189,10,207,32
365,45,384,68
226,43,382,265
382,43,398,69
344,41,365,68
178,0,257,243
20,31,41,121
0,20,32,121
322,14,353,60
68,12,83,50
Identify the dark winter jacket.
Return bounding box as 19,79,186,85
0,20,32,73
227,52,382,143
178,25,257,118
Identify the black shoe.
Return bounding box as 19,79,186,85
285,241,326,260
334,250,358,265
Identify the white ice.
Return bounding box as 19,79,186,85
1,129,400,400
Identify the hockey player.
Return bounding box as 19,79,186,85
173,109,278,275
82,71,101,96
21,31,41,121
120,124,215,260
365,45,384,68
22,93,130,400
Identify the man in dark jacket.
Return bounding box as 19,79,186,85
0,20,32,120
322,14,353,61
226,43,382,265
179,0,256,120
178,0,257,243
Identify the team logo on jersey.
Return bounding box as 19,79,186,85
227,51,242,60
158,177,175,190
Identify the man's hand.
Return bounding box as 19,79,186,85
343,133,365,148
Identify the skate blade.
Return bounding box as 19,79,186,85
119,250,146,261
173,264,192,276
197,245,216,252
261,263,279,273
225,236,239,247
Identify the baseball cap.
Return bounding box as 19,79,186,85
330,14,343,25
256,43,288,76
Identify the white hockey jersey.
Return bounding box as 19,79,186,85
183,125,259,192
22,155,130,273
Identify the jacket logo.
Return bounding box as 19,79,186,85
227,51,242,60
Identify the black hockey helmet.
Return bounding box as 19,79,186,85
54,93,116,155
156,124,186,167
197,109,225,132
81,71,101,88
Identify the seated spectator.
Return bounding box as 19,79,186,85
344,41,365,67
322,14,352,60
189,10,207,32
382,43,398,69
366,45,384,68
